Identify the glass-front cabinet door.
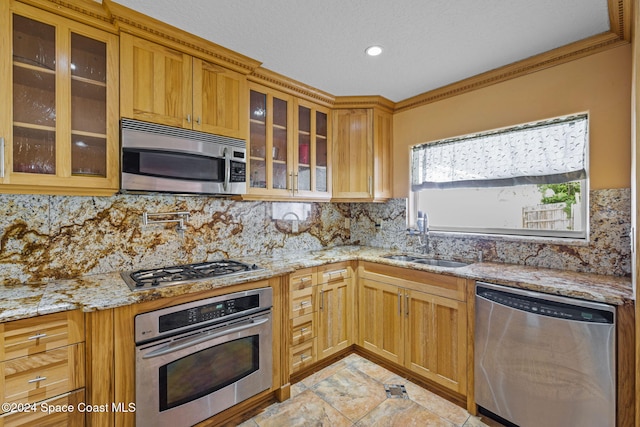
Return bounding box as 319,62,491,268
295,99,331,199
248,83,293,197
1,3,118,194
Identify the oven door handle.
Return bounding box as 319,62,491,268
142,317,269,359
223,147,231,192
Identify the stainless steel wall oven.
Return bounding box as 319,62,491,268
134,287,272,427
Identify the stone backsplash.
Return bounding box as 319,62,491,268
0,188,631,283
351,189,631,277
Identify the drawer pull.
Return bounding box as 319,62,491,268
300,354,310,361
300,327,308,333
28,333,47,340
299,301,311,307
300,277,312,283
327,269,347,279
28,376,47,384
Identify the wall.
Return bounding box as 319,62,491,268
393,45,632,196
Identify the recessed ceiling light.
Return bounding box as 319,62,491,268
365,45,383,57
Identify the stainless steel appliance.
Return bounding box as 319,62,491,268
121,118,247,195
121,259,262,291
475,282,615,427
135,287,272,427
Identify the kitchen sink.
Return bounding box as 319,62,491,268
382,254,470,268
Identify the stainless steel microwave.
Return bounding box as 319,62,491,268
120,118,246,195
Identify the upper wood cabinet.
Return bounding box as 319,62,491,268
246,82,331,200
120,33,248,140
331,99,393,202
0,1,119,195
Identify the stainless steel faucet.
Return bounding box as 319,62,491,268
416,211,429,253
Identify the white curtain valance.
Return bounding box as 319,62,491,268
411,114,588,191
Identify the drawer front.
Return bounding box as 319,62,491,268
2,344,85,406
290,269,315,291
290,338,316,373
290,313,314,346
318,263,351,284
290,288,315,318
1,311,84,361
0,389,85,427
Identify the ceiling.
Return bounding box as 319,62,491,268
113,0,611,103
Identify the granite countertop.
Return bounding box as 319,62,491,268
0,246,633,323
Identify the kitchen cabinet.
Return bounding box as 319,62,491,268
0,310,85,426
120,32,247,140
316,262,353,360
357,263,468,395
331,101,393,201
247,83,331,200
289,268,317,373
1,2,119,195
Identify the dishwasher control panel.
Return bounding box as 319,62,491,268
477,285,614,323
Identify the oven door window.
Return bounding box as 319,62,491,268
158,335,259,411
123,149,224,182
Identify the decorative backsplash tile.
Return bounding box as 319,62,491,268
0,188,630,283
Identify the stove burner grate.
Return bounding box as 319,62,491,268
122,260,262,291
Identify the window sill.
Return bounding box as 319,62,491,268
407,229,589,247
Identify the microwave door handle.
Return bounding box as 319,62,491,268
142,317,269,359
223,147,231,192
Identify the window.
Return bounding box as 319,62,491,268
410,114,588,239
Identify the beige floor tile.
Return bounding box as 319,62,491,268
355,398,455,427
251,389,352,427
301,357,350,388
403,381,471,425
311,366,387,421
344,355,400,383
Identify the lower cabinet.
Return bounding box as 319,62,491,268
0,310,85,426
289,262,354,374
358,262,468,395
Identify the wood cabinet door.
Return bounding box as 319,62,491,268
372,108,392,201
120,33,192,129
193,59,247,140
405,289,467,394
357,278,403,364
331,109,373,200
317,278,352,359
3,3,119,194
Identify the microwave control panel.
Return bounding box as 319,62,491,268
230,160,246,183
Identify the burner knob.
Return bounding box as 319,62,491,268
152,279,160,287
135,282,144,288
251,264,259,270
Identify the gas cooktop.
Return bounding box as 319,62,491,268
121,260,262,291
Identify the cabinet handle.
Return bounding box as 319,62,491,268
398,292,402,316
28,333,47,340
186,114,191,123
196,117,201,125
294,173,299,194
300,327,308,333
300,277,312,283
327,269,347,280
289,172,294,195
405,293,409,317
28,376,47,384
300,354,310,361
320,290,324,310
368,176,373,195
0,137,4,178
299,301,311,308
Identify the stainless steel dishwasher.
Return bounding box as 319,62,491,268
475,282,616,427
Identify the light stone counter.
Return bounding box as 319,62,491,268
0,246,632,323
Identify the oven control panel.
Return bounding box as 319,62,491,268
134,287,273,343
159,294,259,333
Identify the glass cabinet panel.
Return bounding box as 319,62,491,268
316,111,328,192
70,33,107,176
272,97,288,190
12,15,56,174
297,106,311,191
249,90,267,189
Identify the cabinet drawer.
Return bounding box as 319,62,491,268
0,389,85,427
290,313,314,346
318,264,351,284
290,269,315,291
1,311,84,361
290,288,315,318
2,344,85,406
290,339,316,373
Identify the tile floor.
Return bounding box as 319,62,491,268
239,353,500,427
